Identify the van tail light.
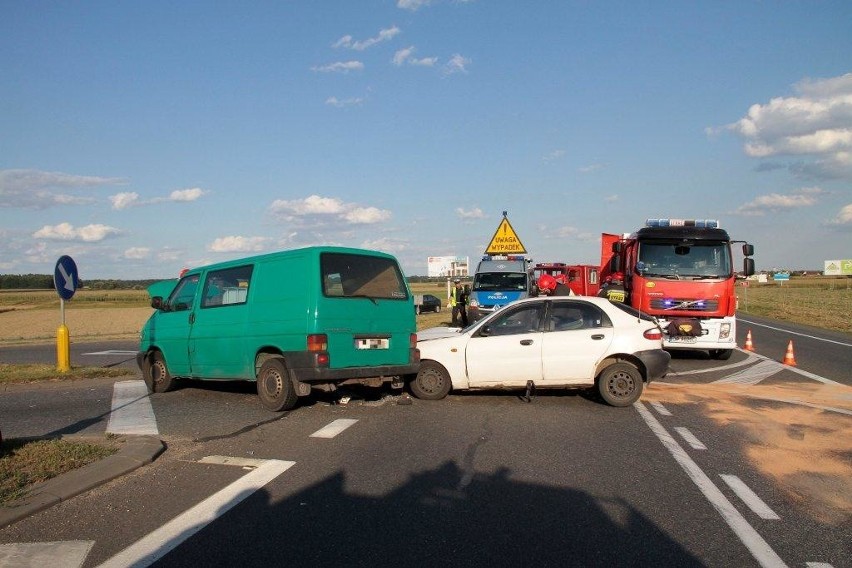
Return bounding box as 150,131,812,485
643,328,663,341
307,334,328,351
410,333,417,349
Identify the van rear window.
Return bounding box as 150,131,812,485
321,253,408,300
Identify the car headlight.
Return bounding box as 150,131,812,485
468,298,480,308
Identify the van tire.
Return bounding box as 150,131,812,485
410,361,451,400
144,352,176,393
597,362,643,407
257,358,298,412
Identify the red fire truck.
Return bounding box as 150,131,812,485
600,219,755,360
533,263,601,296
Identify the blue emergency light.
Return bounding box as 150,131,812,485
646,218,719,229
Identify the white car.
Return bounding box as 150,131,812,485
411,296,670,407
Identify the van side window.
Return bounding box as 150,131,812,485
201,265,253,308
167,275,200,312
321,253,408,299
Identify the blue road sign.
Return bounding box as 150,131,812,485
54,255,79,300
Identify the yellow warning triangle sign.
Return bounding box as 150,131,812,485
485,216,527,255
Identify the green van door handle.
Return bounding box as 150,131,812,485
189,312,195,324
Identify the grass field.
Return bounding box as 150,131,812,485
0,277,849,345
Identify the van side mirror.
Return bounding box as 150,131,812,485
743,258,755,277
151,296,164,310
742,243,754,256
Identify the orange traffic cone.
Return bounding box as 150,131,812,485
782,340,797,366
743,329,754,351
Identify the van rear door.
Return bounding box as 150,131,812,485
318,252,414,369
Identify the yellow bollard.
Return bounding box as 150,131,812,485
57,323,71,372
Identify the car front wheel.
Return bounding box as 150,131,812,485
410,361,451,400
597,362,643,407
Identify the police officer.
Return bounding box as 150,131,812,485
450,278,468,326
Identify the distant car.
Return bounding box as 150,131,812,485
416,294,443,314
409,296,670,407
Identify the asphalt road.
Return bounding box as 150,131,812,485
0,317,849,567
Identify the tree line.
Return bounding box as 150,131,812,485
0,274,159,290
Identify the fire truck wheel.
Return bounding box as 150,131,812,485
709,349,733,360
597,362,643,407
144,351,177,393
410,361,451,400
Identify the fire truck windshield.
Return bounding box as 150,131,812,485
637,242,732,279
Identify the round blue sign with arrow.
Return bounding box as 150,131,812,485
54,255,79,300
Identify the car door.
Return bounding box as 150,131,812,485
540,299,614,384
465,303,545,387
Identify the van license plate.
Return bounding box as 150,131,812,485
356,338,389,349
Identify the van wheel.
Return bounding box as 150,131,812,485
144,352,176,393
410,361,451,400
257,358,298,411
597,362,643,407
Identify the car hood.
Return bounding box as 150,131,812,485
417,326,463,341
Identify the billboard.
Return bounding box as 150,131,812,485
427,256,469,278
824,260,852,276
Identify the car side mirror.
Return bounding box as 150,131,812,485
478,325,492,337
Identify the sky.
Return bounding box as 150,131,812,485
1,1,851,280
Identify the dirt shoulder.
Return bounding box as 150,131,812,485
0,307,153,345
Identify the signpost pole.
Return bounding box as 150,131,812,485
53,255,78,373
57,298,70,372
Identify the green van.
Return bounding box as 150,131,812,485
137,246,419,411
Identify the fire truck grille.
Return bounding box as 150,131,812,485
650,299,719,312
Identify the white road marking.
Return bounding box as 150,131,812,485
197,455,269,468
649,401,672,416
634,401,788,568
667,351,760,376
805,563,834,567
720,474,780,520
0,540,94,568
674,427,707,450
713,359,782,385
97,459,294,568
106,381,159,436
83,350,139,356
738,318,852,348
310,418,358,438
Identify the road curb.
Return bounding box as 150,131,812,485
0,435,164,529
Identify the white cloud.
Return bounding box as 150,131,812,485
33,222,122,242
732,187,825,216
444,54,470,75
109,187,207,209
456,207,485,219
326,96,364,108
311,61,364,74
169,188,206,202
334,26,400,51
827,203,852,225
360,237,408,253
398,0,431,10
343,206,391,224
208,236,270,253
604,194,619,203
269,194,390,226
393,46,437,67
124,247,151,259
579,163,604,173
110,192,140,210
722,73,852,180
0,168,125,208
